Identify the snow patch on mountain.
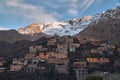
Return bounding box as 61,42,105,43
40,15,101,36
18,15,101,36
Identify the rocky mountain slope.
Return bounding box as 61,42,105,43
0,30,30,43
0,29,50,43
17,6,120,44
18,15,100,36
18,23,42,35
77,6,120,44
1,6,120,44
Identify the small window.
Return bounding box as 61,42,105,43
82,73,84,75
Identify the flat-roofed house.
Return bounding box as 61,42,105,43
10,65,23,71
47,59,69,74
24,53,36,60
75,68,88,80
56,43,68,53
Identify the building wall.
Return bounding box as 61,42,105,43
24,54,36,59
39,53,49,60
49,52,68,59
10,65,23,71
55,63,68,74
47,59,69,64
87,58,110,63
103,73,120,80
75,69,88,80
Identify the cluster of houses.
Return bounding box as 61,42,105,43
0,36,120,80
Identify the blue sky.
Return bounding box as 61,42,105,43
0,0,120,30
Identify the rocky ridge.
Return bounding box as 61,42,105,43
18,15,99,36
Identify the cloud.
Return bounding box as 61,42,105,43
69,0,78,8
65,0,95,16
116,2,120,6
0,0,105,23
59,0,78,3
58,0,79,16
80,0,95,14
0,27,10,30
5,0,57,23
65,0,104,16
68,9,78,15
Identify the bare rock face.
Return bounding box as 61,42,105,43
17,16,95,36
77,6,120,44
18,23,42,35
0,30,30,43
81,15,93,22
17,6,120,44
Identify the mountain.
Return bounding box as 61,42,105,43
0,6,120,57
0,29,50,43
18,15,99,36
18,23,42,35
0,40,31,57
0,30,30,43
77,6,120,44
1,6,120,44
0,27,10,30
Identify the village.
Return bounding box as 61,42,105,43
0,35,120,80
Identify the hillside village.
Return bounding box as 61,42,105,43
0,35,120,80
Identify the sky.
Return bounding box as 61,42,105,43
0,0,120,30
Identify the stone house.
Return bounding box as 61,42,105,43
0,61,4,67
75,68,88,80
64,37,73,44
29,46,48,53
0,58,5,67
87,58,110,63
39,48,48,52
58,37,65,42
88,71,105,77
103,73,120,80
24,53,36,60
117,47,120,53
55,63,68,74
29,46,42,53
90,39,101,46
56,43,68,53
10,65,24,71
47,39,56,46
73,59,87,68
39,53,49,60
70,43,80,47
106,45,116,49
69,43,80,52
47,59,69,74
48,52,68,59
87,58,110,68
69,45,76,52
13,58,28,65
0,67,6,72
90,49,98,54
47,58,69,64
88,71,120,80
113,60,120,70
24,64,37,72
78,39,89,44
97,47,107,52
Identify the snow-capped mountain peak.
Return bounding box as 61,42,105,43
18,15,99,36
19,5,120,36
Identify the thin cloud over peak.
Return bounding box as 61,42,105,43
0,27,10,30
0,0,118,29
5,0,57,23
68,9,78,15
